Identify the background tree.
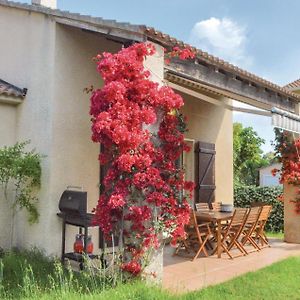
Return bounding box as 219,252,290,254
233,122,273,186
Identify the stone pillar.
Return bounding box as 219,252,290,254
142,242,164,284
284,183,300,243
142,42,165,283
283,103,300,244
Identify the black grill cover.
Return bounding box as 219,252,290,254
58,190,87,216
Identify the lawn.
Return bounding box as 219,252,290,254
266,231,284,239
0,249,299,299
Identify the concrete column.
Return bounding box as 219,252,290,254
283,100,300,243
142,42,165,283
284,183,300,243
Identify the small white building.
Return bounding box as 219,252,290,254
259,163,282,187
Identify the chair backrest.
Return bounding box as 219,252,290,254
250,201,264,207
195,203,210,212
246,206,262,225
187,210,204,237
211,202,222,212
259,205,272,221
230,208,249,227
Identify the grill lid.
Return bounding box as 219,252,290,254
58,188,87,216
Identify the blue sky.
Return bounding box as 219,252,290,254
20,0,300,152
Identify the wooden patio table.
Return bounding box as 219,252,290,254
195,211,233,258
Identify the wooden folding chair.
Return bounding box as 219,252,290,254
211,202,222,212
219,208,249,259
174,210,212,261
211,202,228,226
252,205,272,249
241,206,262,253
195,203,210,212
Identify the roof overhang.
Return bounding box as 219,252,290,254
2,0,300,115
166,60,298,113
0,78,27,105
0,0,146,44
166,70,300,134
54,18,146,44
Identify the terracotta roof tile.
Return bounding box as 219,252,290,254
144,27,300,101
0,79,27,98
1,0,299,101
284,79,300,90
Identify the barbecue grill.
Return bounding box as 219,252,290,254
57,186,99,267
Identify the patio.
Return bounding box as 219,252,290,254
163,238,300,293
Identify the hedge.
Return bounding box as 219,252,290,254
234,186,283,232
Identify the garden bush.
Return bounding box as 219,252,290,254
234,186,283,232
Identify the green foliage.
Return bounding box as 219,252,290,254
234,186,283,232
262,151,277,165
0,141,42,224
233,122,271,186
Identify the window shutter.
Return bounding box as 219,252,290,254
195,141,216,207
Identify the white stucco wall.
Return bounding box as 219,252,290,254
181,94,234,204
45,24,120,255
0,6,57,250
0,5,121,254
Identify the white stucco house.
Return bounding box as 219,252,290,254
1,0,300,255
259,163,282,187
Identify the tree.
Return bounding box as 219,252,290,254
233,122,268,186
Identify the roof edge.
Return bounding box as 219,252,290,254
145,28,300,102
0,79,27,98
1,0,299,103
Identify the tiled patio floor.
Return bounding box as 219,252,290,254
163,238,300,293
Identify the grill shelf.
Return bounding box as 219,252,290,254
57,212,95,227
64,252,99,263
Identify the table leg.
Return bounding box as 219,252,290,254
217,220,221,258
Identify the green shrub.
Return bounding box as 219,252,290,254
234,186,283,232
0,141,42,224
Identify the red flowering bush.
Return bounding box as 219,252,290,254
90,43,195,276
164,46,195,64
273,129,300,213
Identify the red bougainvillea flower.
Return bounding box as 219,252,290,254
273,129,300,213
121,261,142,276
90,42,194,276
108,194,125,209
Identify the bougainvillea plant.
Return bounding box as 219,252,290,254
90,42,195,276
272,128,300,213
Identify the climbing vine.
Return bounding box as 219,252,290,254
90,42,195,276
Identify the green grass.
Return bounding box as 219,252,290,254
266,231,284,239
0,248,121,299
0,249,300,299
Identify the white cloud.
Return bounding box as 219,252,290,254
189,17,253,68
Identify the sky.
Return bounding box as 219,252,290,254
20,0,300,152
